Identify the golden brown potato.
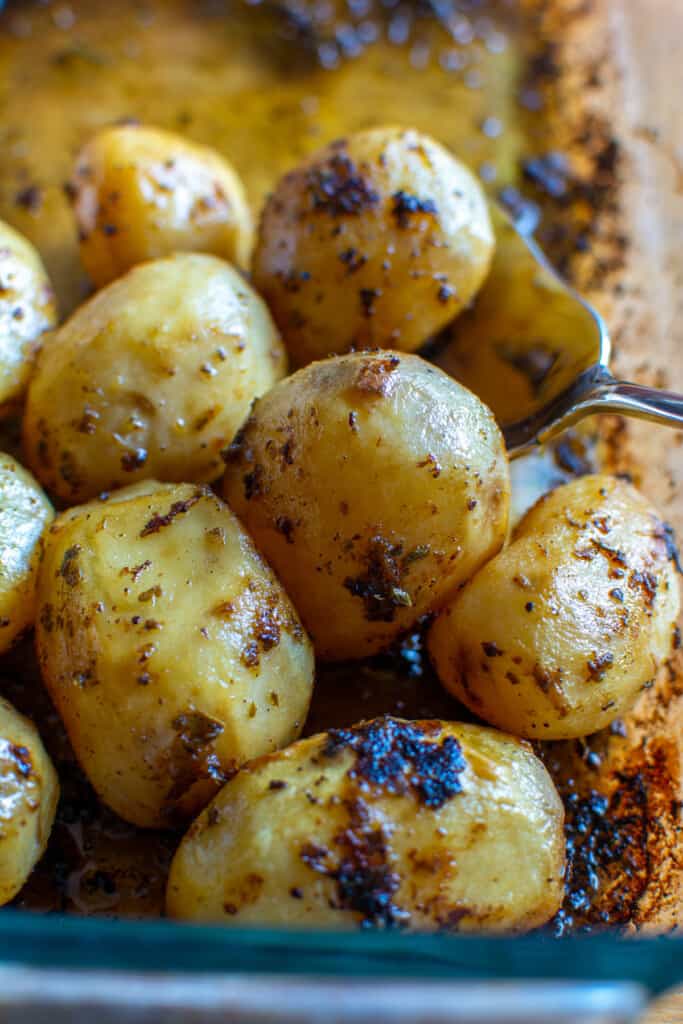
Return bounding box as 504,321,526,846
23,253,286,504
0,220,57,413
253,126,494,368
0,454,53,655
222,351,510,661
429,475,681,740
0,696,59,905
70,124,253,287
35,482,314,828
167,716,565,931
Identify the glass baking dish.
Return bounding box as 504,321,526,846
0,2,681,1020
0,912,681,1021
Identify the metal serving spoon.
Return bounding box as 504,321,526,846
432,205,683,458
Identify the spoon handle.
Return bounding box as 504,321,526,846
505,365,683,458
598,378,683,427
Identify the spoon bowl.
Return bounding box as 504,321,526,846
433,205,683,457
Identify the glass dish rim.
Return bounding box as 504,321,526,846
0,910,681,995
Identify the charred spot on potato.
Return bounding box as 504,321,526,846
359,288,380,319
140,492,203,537
300,798,407,929
343,536,411,622
59,449,82,490
166,712,228,805
221,872,264,917
239,584,283,669
77,407,99,435
653,519,683,574
243,464,265,500
39,603,54,632
7,743,32,778
306,153,380,217
71,663,98,689
275,516,295,543
120,447,148,472
391,190,437,228
591,538,628,568
628,570,657,609
417,454,441,478
587,651,614,681
481,641,503,657
323,717,466,809
532,664,568,714
339,248,367,275
59,545,82,587
121,560,152,582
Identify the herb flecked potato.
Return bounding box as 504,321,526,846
429,475,682,740
70,124,254,287
222,351,510,661
0,697,59,905
167,716,565,931
23,253,286,504
35,482,314,828
253,126,494,367
0,453,53,655
0,220,57,413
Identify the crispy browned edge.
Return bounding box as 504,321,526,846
535,0,683,932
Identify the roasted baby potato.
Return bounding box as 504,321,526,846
0,220,57,413
0,454,53,655
35,482,314,828
70,124,253,287
167,716,565,931
253,126,494,367
222,351,510,661
23,253,286,504
429,475,681,740
0,697,59,905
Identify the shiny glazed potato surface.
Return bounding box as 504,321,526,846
429,475,681,740
0,696,58,906
35,482,314,829
222,350,510,661
253,126,494,368
71,124,254,288
23,253,286,504
167,716,565,930
0,454,53,656
0,221,57,414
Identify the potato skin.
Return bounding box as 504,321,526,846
23,253,286,504
167,716,564,931
222,351,510,661
0,697,59,905
35,482,314,828
429,475,681,740
0,220,57,414
253,126,494,368
0,454,53,655
71,124,253,287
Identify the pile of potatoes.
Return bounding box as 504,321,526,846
0,122,679,932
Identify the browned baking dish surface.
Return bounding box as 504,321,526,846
0,0,680,936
